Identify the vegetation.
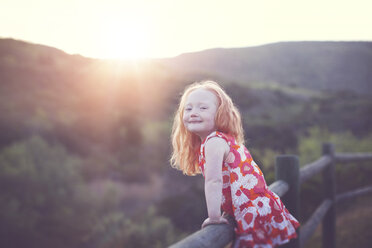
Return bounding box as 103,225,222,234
305,195,372,248
0,38,371,247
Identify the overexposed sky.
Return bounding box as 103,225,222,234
1,0,371,59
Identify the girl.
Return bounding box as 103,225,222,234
171,80,300,248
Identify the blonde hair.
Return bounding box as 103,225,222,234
170,80,244,175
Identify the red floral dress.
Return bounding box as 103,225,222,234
199,131,300,248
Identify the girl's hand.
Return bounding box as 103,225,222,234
201,216,229,229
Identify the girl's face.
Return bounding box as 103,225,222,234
183,89,219,140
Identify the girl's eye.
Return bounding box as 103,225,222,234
200,106,208,110
185,107,192,111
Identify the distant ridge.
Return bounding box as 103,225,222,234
0,38,70,58
1,38,371,94
162,41,372,94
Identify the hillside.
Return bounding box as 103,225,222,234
1,38,371,154
162,41,372,94
0,38,180,151
0,38,371,248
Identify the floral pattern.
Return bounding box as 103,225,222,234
199,131,300,248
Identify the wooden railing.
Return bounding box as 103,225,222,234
169,143,372,248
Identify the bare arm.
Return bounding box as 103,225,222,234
202,137,229,228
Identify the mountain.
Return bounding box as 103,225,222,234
0,38,179,153
0,38,371,248
161,41,372,94
3,38,371,95
1,38,371,153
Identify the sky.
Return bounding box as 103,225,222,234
1,0,372,59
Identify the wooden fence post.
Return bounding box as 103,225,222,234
276,155,300,248
322,143,335,248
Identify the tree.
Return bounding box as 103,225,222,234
0,136,94,248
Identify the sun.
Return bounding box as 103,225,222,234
99,16,151,60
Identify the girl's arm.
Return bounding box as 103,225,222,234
202,137,229,228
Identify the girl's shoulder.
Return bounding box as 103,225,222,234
202,131,237,152
203,132,230,159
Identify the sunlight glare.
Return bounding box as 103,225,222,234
99,16,151,60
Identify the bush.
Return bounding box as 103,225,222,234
0,136,93,248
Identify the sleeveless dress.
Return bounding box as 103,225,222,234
198,131,300,248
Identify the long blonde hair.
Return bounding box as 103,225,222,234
170,80,244,175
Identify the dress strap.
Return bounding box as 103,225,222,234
200,131,233,162
202,131,231,146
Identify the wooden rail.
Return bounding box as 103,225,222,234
335,153,372,163
299,155,332,184
300,199,332,247
169,144,372,248
168,220,234,248
169,178,290,248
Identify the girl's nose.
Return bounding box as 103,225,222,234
190,112,198,117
